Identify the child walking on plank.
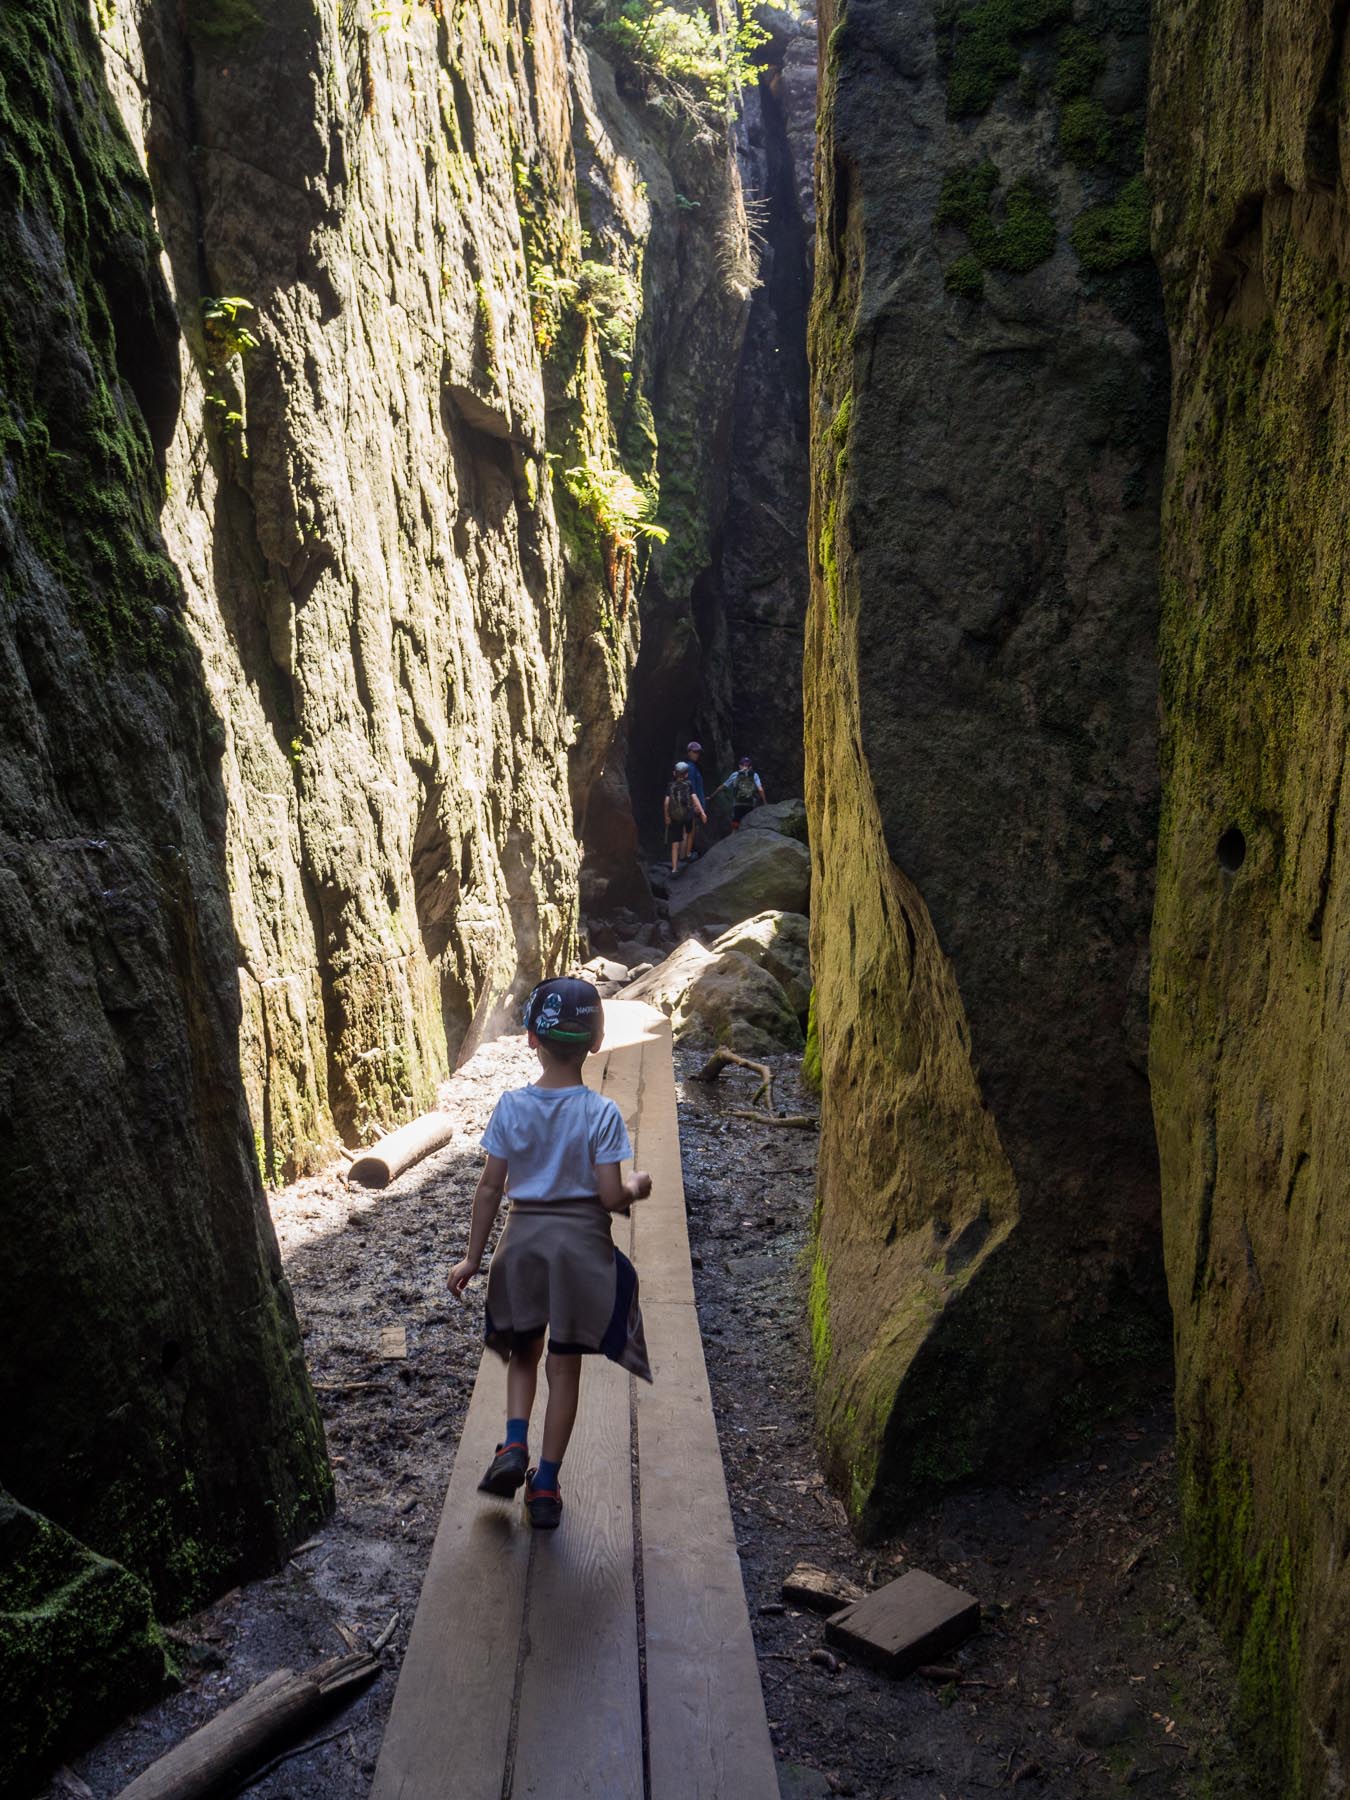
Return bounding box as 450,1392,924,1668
448,977,652,1530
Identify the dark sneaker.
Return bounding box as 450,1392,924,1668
478,1442,528,1496
525,1472,563,1530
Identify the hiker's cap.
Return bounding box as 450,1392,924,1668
524,976,603,1045
686,740,702,752
738,755,753,767
674,760,689,772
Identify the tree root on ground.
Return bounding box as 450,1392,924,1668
694,1044,818,1128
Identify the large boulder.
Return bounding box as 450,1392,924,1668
667,828,811,938
624,942,803,1054
741,798,808,843
711,911,811,1018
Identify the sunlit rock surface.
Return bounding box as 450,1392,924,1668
1150,1,1350,1783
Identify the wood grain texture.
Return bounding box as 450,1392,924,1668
825,1570,980,1672
512,1354,642,1797
369,1352,538,1800
637,1299,779,1799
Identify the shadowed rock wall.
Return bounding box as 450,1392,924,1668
805,0,1169,1531
0,5,330,1776
1150,2,1350,1784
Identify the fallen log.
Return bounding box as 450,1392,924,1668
347,1113,455,1189
115,1651,379,1800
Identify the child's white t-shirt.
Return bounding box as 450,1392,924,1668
480,1084,631,1200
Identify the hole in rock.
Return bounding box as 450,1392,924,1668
1217,826,1247,873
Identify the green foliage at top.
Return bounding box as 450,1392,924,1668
933,0,1072,116
584,0,770,118
936,161,1057,275
1071,174,1150,271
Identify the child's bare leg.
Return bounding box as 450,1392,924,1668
540,1352,582,1464
506,1332,544,1427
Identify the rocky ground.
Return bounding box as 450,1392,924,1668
55,1039,1249,1800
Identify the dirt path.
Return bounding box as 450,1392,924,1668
62,1040,1249,1800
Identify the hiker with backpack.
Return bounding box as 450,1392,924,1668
682,740,707,865
664,761,707,875
714,755,767,829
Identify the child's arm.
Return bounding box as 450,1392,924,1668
448,1153,508,1296
595,1162,652,1213
694,795,708,823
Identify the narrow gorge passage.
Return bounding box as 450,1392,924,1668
4,1,1350,1797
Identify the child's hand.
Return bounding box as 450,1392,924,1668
624,1171,653,1205
448,1257,480,1298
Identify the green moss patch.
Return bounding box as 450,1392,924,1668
0,0,183,665
1071,174,1150,272
934,0,1072,117
803,987,822,1092
1051,25,1106,100
1178,1440,1301,1787
936,161,1057,277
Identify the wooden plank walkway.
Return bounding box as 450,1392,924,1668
370,1000,778,1800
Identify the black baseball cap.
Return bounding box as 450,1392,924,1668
523,976,604,1045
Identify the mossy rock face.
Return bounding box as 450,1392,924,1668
0,1490,173,1792
803,0,1168,1531
0,0,331,1709
1150,3,1350,1781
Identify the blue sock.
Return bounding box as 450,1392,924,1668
535,1457,562,1493
505,1417,529,1450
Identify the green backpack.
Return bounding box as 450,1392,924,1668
733,767,757,804
668,775,692,822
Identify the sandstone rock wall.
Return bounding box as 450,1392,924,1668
1149,2,1350,1783
806,0,1169,1530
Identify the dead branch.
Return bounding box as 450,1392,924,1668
693,1045,775,1110
728,1109,819,1131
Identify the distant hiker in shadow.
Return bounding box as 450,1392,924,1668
664,760,706,876
682,739,707,864
714,754,766,829
448,978,652,1532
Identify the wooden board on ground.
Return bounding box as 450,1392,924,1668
825,1569,980,1673
370,1001,777,1799
624,1006,778,1800
368,1352,539,1800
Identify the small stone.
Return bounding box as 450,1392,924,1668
776,1765,833,1800
1070,1688,1143,1748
